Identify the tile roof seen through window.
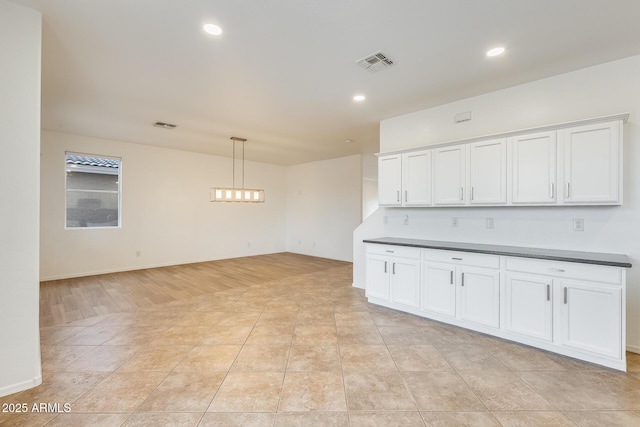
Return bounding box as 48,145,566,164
66,155,119,169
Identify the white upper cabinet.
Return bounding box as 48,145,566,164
560,121,622,204
469,138,507,205
379,151,432,207
402,150,432,206
377,114,626,208
509,131,557,204
433,145,466,205
378,155,402,206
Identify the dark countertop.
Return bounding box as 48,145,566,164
363,237,632,268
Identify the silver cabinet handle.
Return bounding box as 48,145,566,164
384,261,388,273
459,187,464,201
385,250,395,253
450,270,454,285
546,284,551,301
548,268,565,273
565,182,570,198
461,272,465,286
397,190,400,202
471,187,474,201
549,183,554,199
564,287,568,304
404,190,408,202
452,257,463,261
392,263,396,274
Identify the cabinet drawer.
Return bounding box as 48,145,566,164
367,244,421,259
422,249,499,269
505,257,622,284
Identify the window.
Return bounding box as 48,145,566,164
65,153,121,228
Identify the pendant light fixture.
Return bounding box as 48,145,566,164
210,137,265,203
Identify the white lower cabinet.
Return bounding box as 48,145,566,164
365,243,627,371
365,254,391,300
503,272,621,354
366,245,421,309
559,279,622,359
422,262,500,328
504,257,625,369
422,262,456,317
458,267,500,329
504,273,553,342
422,253,500,328
389,258,421,309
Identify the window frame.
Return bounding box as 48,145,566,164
64,151,122,230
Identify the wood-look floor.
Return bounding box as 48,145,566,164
40,253,350,327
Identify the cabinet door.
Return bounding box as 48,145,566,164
559,279,622,359
378,155,402,206
469,138,507,204
458,267,500,328
365,255,390,301
422,262,456,318
390,258,421,308
510,131,557,204
403,150,432,206
561,121,621,204
504,274,553,342
433,145,466,205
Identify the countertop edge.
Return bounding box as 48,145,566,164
363,238,633,268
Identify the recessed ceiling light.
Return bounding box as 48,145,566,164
353,95,366,102
203,24,223,36
486,47,505,57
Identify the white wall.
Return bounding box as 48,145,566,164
286,155,362,262
361,153,378,220
0,0,42,397
354,55,640,351
40,131,288,280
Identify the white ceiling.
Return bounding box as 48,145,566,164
11,0,640,165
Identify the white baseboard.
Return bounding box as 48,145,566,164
41,251,351,282
627,344,640,354
0,375,42,398
39,253,267,281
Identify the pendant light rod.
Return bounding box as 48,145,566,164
230,136,247,189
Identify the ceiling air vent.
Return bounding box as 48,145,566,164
356,51,394,72
153,121,177,129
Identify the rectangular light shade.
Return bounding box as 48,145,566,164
210,187,265,203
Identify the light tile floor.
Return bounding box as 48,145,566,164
2,263,640,426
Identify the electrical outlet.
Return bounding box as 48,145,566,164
573,218,585,232
486,218,494,229
136,251,141,257
403,214,409,225
452,217,459,227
